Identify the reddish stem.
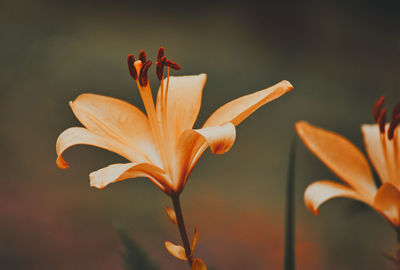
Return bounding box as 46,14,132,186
171,195,193,267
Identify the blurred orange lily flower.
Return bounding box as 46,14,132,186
296,97,400,228
56,49,293,196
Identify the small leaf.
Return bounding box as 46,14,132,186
165,241,187,261
165,206,177,225
191,258,207,270
191,227,199,252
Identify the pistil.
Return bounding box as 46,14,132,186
155,48,181,187
127,48,182,190
374,97,393,183
127,55,171,186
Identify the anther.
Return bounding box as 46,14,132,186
388,114,400,140
127,54,137,80
156,56,167,80
378,108,387,134
392,103,400,120
373,96,385,122
138,50,147,63
165,60,181,70
157,47,165,60
139,60,152,87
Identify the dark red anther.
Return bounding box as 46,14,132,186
157,47,165,60
378,108,387,134
373,96,385,122
388,114,400,140
139,60,152,87
156,56,167,80
138,50,147,63
165,60,181,70
127,54,137,80
392,102,400,120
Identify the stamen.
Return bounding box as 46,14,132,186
156,56,167,80
127,54,137,80
139,60,152,87
392,103,400,120
378,108,391,184
373,96,385,122
138,49,147,63
165,60,181,70
378,108,387,134
388,114,400,140
157,47,165,60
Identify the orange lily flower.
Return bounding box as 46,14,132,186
56,47,293,268
56,48,293,196
296,96,400,228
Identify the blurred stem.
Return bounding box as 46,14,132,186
284,137,296,270
171,195,193,267
397,229,400,269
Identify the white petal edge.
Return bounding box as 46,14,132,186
296,121,377,200
173,122,236,191
89,162,171,193
304,180,368,214
56,127,146,169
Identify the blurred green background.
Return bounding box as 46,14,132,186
1,0,399,269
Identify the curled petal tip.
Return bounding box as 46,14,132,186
313,209,320,215
305,202,320,215
280,80,294,91
90,183,105,190
304,191,321,215
89,173,105,189
56,156,69,169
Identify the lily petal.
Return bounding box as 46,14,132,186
373,183,400,228
203,80,293,127
156,74,207,142
304,180,366,214
89,162,171,192
296,121,377,199
56,127,146,169
362,123,400,187
193,123,237,154
174,122,236,191
70,93,160,165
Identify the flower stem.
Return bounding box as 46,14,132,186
171,195,193,267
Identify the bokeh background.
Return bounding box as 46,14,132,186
1,0,399,269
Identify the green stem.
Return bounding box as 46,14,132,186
171,195,193,267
